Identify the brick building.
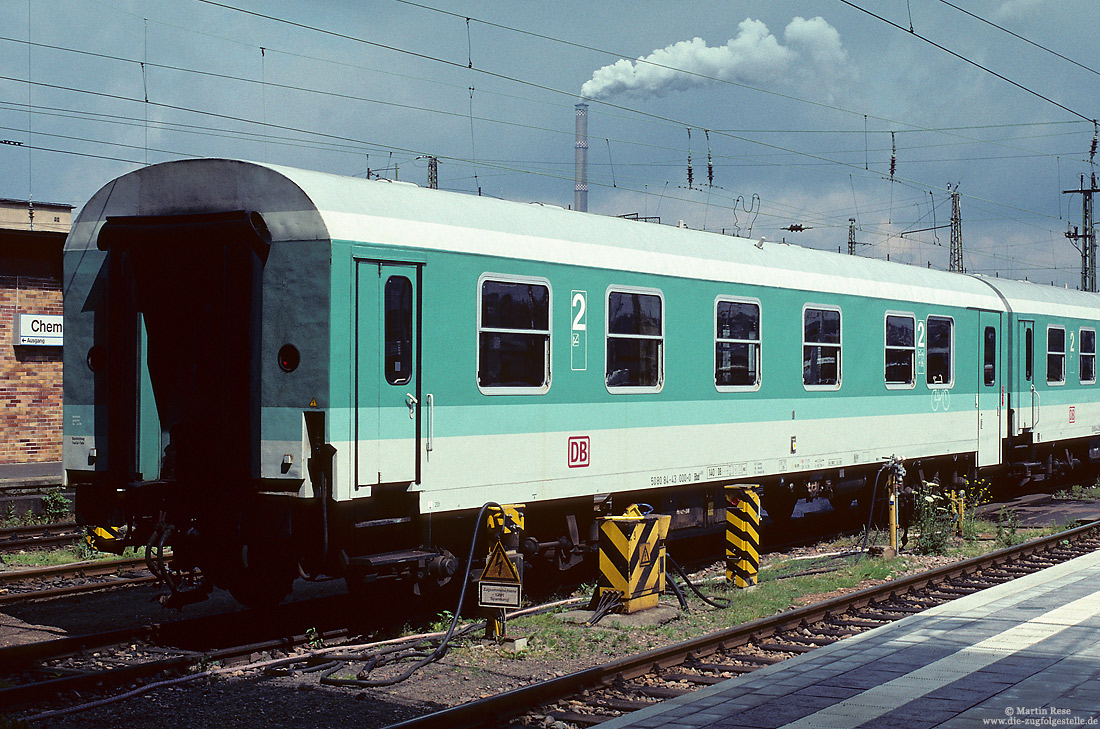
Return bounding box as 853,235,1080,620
1,199,71,463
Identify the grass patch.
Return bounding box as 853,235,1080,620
463,513,1066,665
0,543,141,570
1,488,74,528
1053,480,1100,502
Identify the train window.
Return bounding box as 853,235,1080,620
1047,326,1066,385
715,298,761,390
1081,329,1096,384
606,288,663,391
983,327,997,386
926,316,953,387
803,306,841,389
384,276,413,386
477,277,551,393
1025,328,1034,382
884,313,915,387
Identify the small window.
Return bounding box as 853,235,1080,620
606,289,663,391
715,299,760,390
885,314,915,387
384,276,413,385
1081,328,1096,384
1025,328,1034,382
1047,326,1065,385
926,316,953,386
803,306,841,388
983,326,997,386
477,277,550,392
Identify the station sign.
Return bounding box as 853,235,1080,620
17,314,63,346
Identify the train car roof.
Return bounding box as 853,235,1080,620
66,159,1099,317
970,275,1100,321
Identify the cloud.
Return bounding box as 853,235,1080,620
992,0,1044,21
784,16,847,67
580,16,849,100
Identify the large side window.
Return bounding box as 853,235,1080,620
1081,328,1096,384
606,288,663,391
384,275,413,385
926,316,953,386
885,313,915,387
803,306,841,388
715,298,760,390
1047,325,1065,385
477,277,551,392
983,326,997,386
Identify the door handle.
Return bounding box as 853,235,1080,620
405,393,418,419
425,393,434,453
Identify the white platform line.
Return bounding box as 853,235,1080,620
779,589,1100,728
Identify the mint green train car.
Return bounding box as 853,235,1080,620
63,159,1100,606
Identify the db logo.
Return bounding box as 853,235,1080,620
568,436,590,468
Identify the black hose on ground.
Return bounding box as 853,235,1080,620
667,555,731,608
320,501,501,688
666,573,689,611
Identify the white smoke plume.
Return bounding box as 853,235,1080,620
580,16,848,100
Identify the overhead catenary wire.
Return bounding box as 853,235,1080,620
838,0,1094,122
0,4,1090,279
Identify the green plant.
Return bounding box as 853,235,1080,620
40,488,71,523
913,486,954,555
429,610,454,633
305,626,325,649
996,506,1022,547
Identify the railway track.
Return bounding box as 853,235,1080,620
387,520,1100,729
0,556,155,605
0,522,81,554
3,519,1097,724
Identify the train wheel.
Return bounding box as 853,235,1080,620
829,495,856,512
763,490,796,523
227,544,295,609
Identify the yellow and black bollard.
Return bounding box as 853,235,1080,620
725,485,761,588
592,504,670,615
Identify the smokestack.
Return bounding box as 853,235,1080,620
574,103,589,212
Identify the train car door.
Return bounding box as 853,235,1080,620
355,261,421,487
1013,319,1036,432
977,311,1002,467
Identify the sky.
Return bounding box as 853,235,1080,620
2,0,1099,288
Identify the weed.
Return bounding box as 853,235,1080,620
40,489,71,523
305,626,325,649
1054,481,1100,501
913,485,954,555
429,610,454,633
996,507,1022,547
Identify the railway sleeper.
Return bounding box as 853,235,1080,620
548,710,609,727
758,641,815,654
662,672,727,686
628,683,690,700
689,661,760,675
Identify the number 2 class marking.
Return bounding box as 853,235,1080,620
570,290,587,371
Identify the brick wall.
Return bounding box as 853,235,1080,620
1,275,63,463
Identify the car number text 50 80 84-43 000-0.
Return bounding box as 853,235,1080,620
651,471,704,487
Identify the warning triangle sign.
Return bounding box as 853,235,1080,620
482,540,521,583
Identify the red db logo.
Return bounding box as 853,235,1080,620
568,436,590,468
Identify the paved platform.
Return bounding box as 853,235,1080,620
0,461,62,488
600,550,1100,729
